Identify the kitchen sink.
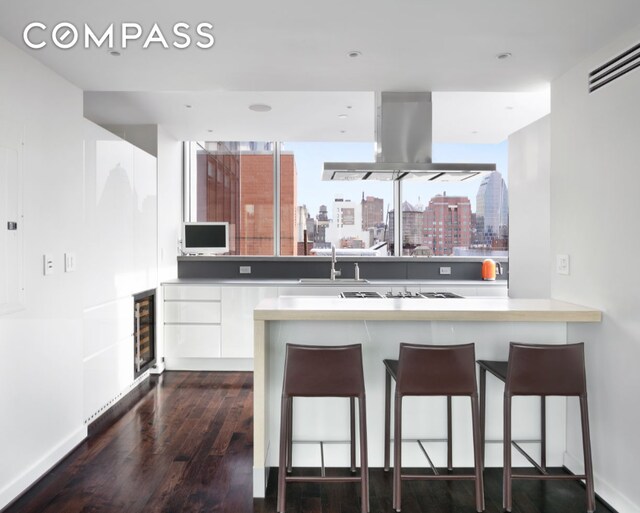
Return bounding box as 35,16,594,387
297,278,370,284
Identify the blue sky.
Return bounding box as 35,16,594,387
284,141,508,217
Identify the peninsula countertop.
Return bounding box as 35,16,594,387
253,296,602,323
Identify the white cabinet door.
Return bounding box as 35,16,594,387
164,301,221,324
164,325,221,358
132,148,158,293
221,287,277,358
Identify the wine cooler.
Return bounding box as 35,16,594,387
134,289,156,377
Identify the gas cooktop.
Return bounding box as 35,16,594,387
339,291,464,299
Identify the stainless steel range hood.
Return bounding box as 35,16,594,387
323,92,495,182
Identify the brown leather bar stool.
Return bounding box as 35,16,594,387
477,360,547,471
383,343,484,513
502,342,595,513
277,344,369,513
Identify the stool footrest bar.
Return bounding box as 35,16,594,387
285,476,363,483
401,474,477,481
511,474,587,481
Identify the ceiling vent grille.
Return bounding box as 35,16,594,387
589,42,640,93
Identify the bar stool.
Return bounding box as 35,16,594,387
477,360,547,471
383,343,484,512
277,344,369,513
500,342,595,512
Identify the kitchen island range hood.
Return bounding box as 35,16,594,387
323,91,496,182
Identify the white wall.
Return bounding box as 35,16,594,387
551,24,640,513
0,35,168,509
508,115,551,298
0,35,86,509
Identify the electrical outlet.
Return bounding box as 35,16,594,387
556,254,570,275
64,252,77,272
439,266,452,275
239,265,251,274
43,254,54,275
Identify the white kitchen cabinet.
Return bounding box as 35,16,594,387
164,301,221,324
163,284,222,364
164,325,221,358
163,284,277,368
164,284,221,301
221,287,278,358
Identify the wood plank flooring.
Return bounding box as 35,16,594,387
4,372,615,513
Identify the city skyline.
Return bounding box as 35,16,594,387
284,140,508,215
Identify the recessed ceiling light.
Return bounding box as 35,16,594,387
346,105,353,109
249,103,272,112
109,50,121,57
497,52,512,60
207,129,214,133
185,104,192,109
347,50,362,58
338,114,348,119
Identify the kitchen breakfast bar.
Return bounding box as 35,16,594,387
252,296,601,496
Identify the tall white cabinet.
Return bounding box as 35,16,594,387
82,131,158,422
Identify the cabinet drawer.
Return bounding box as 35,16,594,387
164,285,221,301
164,301,221,324
164,325,221,358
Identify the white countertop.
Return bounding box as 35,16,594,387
253,296,602,323
163,278,507,287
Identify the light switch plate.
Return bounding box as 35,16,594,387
64,252,76,272
556,254,570,275
439,266,452,275
239,266,251,274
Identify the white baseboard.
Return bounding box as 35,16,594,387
0,425,87,511
564,451,639,513
165,357,253,371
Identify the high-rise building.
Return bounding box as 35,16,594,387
424,193,472,256
325,196,368,247
361,194,384,230
475,170,509,248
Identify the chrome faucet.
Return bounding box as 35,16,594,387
330,244,341,280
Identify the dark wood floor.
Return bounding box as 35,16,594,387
4,372,614,513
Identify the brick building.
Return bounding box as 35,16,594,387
424,193,472,256
196,144,297,255
361,194,384,230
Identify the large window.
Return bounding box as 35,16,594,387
188,141,274,255
400,142,508,257
186,140,508,258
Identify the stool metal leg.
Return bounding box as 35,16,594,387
393,393,402,512
503,393,512,512
471,393,485,513
359,396,370,513
447,396,453,471
384,368,391,471
286,397,293,473
350,397,357,473
479,366,486,470
540,395,546,471
580,396,596,513
277,396,290,513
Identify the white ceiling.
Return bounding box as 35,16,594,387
1,0,639,141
